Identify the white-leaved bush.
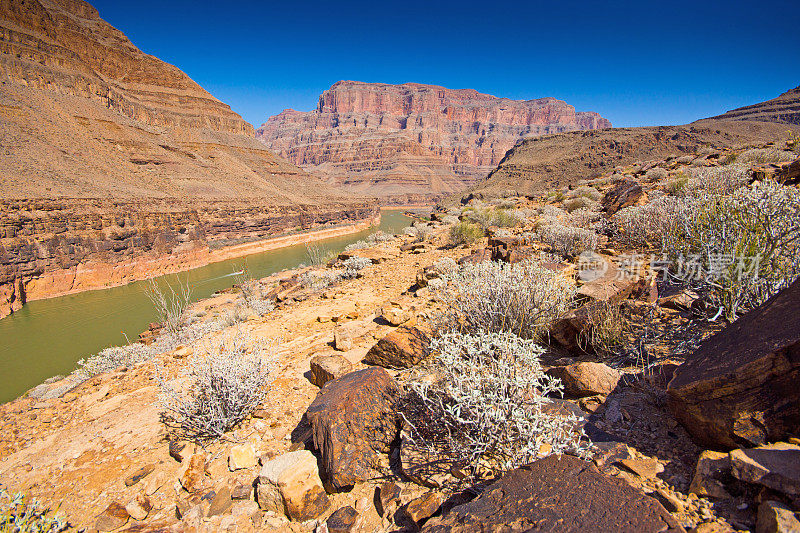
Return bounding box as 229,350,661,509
663,179,800,320
537,224,599,257
299,256,372,290
157,329,275,442
432,259,575,339
404,331,591,482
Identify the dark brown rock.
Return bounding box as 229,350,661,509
169,440,188,463
730,442,800,497
457,248,492,265
403,492,444,528
668,278,800,450
422,455,685,532
364,327,429,369
95,502,130,531
304,367,401,489
124,463,156,487
327,506,359,533
375,481,403,518
757,500,800,533
601,179,647,216
309,354,353,388
546,362,621,397
207,485,232,517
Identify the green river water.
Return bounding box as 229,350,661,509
0,210,413,403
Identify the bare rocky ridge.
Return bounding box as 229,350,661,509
706,85,800,125
458,120,800,200
0,0,377,318
256,80,611,199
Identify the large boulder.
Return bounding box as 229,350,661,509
422,454,685,532
364,326,429,369
257,450,329,521
668,279,800,449
730,442,800,497
304,367,401,489
601,178,647,216
546,362,621,397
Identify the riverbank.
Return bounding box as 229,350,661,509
0,211,412,403
0,204,380,320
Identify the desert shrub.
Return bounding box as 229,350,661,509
568,207,602,229
234,271,274,316
343,231,393,252
406,225,430,243
577,300,626,357
403,331,590,482
441,214,459,225
737,147,796,164
644,167,668,182
145,276,192,338
567,185,602,202
676,154,695,164
305,243,335,266
220,303,251,327
432,259,575,339
299,257,371,290
0,490,67,532
538,224,599,256
158,329,275,442
488,208,521,227
663,179,800,320
73,320,223,380
340,256,372,278
611,195,686,249
686,164,750,195
666,172,689,195
449,220,484,246
563,196,599,213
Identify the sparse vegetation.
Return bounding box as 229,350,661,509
663,179,800,320
403,331,590,483
538,224,599,256
234,269,275,316
305,242,335,266
145,276,193,338
157,329,275,442
0,490,67,532
448,220,483,246
431,259,575,339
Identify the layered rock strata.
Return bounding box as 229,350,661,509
256,80,611,198
0,0,376,317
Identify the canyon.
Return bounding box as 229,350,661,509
0,0,377,318
256,80,611,200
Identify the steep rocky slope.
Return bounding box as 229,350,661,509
0,0,377,318
458,117,800,200
705,85,800,125
256,80,611,200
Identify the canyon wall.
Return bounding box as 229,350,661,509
256,80,612,198
0,0,377,318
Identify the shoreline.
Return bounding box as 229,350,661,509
3,213,381,315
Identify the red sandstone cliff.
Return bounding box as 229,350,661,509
256,81,612,198
0,0,376,318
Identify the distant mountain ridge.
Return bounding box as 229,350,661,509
256,80,611,199
707,86,800,125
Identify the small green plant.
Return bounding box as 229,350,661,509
449,220,484,246
488,208,520,227
305,243,335,266
0,490,67,532
666,172,689,195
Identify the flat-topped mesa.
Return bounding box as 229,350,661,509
0,0,251,135
256,80,611,198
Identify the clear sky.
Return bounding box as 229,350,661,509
90,0,800,129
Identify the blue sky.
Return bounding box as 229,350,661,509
91,0,800,128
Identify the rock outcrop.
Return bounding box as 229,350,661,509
668,278,800,450
422,455,685,532
256,80,611,198
706,85,800,126
0,0,377,318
